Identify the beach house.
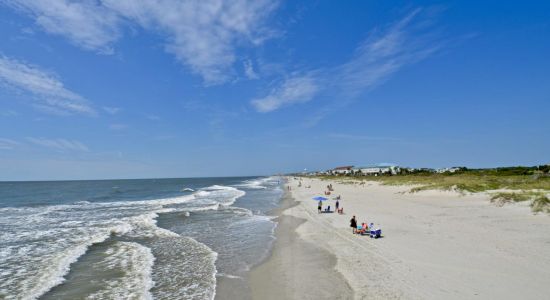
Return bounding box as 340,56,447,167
331,166,354,175
354,165,401,176
436,167,462,174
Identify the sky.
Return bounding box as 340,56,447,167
0,0,549,180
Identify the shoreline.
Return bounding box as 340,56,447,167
225,176,550,299
215,182,300,300
248,188,353,299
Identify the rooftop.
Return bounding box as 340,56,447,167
333,166,354,170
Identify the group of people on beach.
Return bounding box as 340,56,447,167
311,180,381,238
349,216,374,234
317,195,343,214
350,215,382,238
292,178,380,237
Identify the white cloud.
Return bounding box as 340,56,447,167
251,75,319,112
3,0,121,54
0,138,20,150
26,137,89,152
0,55,95,115
3,0,279,84
243,59,259,79
250,8,440,113
107,0,278,84
103,106,121,114
336,8,440,95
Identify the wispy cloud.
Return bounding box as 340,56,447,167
26,137,89,152
336,8,440,95
0,55,95,115
3,0,121,54
250,8,441,115
251,74,320,112
102,106,121,114
243,59,259,79
3,0,279,84
0,138,20,150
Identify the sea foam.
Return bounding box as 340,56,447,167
0,186,245,299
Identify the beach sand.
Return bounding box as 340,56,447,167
249,177,550,299
249,192,353,300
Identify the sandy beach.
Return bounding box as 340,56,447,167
250,177,550,299
249,191,353,300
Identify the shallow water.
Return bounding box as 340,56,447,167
0,176,283,299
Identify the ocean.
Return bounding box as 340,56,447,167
0,176,283,299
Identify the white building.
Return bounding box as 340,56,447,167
330,166,354,175
354,165,400,176
436,167,461,174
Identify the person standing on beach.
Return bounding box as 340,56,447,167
350,216,357,233
335,199,340,211
318,200,322,213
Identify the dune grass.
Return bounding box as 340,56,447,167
489,191,550,213
319,173,550,192
490,192,532,204
315,173,550,213
531,195,550,213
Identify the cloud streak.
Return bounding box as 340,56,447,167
0,55,95,115
336,8,440,95
251,74,320,112
3,0,279,84
3,0,121,54
0,138,20,150
251,8,441,115
102,106,121,114
243,59,259,79
26,137,89,152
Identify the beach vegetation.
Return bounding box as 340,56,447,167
313,165,550,213
531,195,550,213
489,191,550,213
490,192,533,205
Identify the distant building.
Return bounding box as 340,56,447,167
331,166,354,175
436,167,462,174
354,165,401,176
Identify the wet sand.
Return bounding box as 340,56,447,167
248,191,353,300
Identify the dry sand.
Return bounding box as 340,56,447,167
250,177,550,299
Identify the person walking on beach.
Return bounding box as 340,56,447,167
318,200,322,213
335,199,340,212
350,215,357,233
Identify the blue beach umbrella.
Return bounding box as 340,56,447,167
312,196,328,201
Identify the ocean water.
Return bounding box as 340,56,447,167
0,176,283,299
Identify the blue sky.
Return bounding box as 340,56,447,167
0,0,549,180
